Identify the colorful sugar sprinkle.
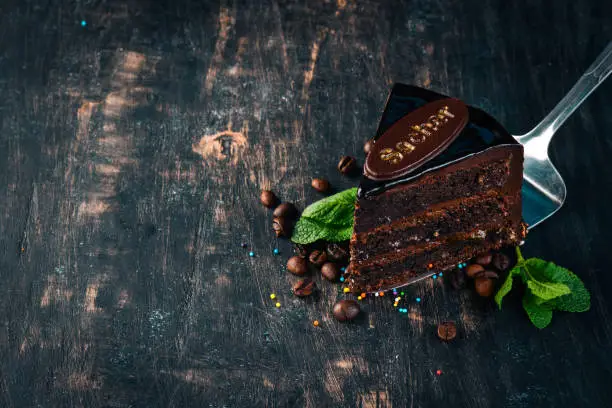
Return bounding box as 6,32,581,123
80,20,87,27
339,277,345,282
432,275,437,280
270,293,276,300
275,302,281,308
343,288,350,293
273,248,279,255
416,297,421,303
313,320,319,327
436,369,442,376
249,251,255,257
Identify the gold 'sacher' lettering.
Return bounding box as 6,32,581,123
380,106,454,164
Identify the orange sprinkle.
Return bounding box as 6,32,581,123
427,263,433,268
379,291,384,297
313,320,319,327
360,293,366,298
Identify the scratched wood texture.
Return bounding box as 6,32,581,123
1,0,612,407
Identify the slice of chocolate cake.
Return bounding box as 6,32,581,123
347,84,526,293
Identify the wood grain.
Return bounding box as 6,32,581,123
0,0,611,407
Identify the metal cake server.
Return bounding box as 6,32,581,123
516,42,612,229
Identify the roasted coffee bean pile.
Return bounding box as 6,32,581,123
450,250,514,298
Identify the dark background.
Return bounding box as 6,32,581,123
1,0,611,407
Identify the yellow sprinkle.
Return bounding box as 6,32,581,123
270,293,276,300
393,303,398,307
357,296,362,300
343,288,350,293
313,320,319,327
275,302,281,308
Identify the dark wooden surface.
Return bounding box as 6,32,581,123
1,1,612,407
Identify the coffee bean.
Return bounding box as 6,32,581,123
321,262,340,281
337,156,357,175
475,270,499,279
260,190,278,208
465,264,485,279
492,253,511,271
294,244,309,258
437,321,457,341
293,279,316,297
474,253,493,266
273,203,298,219
287,256,308,276
326,243,348,262
332,300,360,322
309,250,327,267
272,217,291,237
311,178,330,193
474,277,495,297
449,268,466,290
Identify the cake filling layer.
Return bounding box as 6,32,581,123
354,159,512,233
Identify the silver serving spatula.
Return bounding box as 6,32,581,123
516,42,612,229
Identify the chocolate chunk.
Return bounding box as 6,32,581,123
449,268,466,289
332,300,360,322
294,244,309,258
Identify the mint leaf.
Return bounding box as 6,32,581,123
495,266,521,309
545,267,590,313
523,291,553,329
525,279,571,301
495,247,590,329
522,258,571,300
291,188,357,244
301,188,357,225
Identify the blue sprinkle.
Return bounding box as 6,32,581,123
438,272,443,277
416,297,421,303
340,267,346,272
81,20,87,27
249,251,255,257
339,277,345,282
432,275,437,280
457,263,463,269
273,248,279,255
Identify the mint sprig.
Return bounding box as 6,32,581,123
495,247,590,328
291,188,357,244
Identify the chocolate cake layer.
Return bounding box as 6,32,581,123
351,192,520,262
348,228,521,292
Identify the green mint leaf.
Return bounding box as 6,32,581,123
522,291,553,329
291,188,357,244
494,266,521,309
525,279,571,301
522,258,571,300
301,188,357,226
544,266,591,313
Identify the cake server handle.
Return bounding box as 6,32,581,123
515,41,612,148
